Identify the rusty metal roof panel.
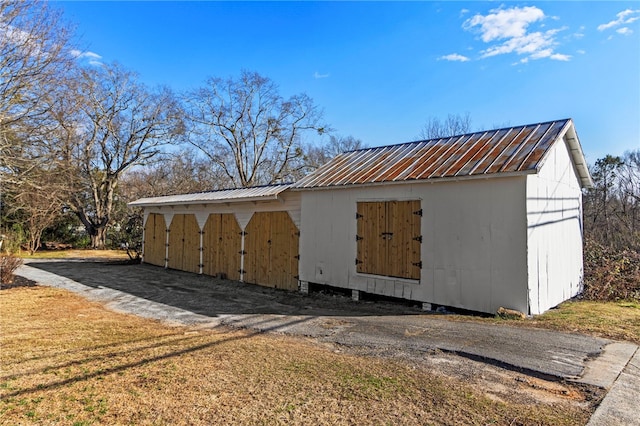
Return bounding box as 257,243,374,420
403,138,452,180
427,133,482,179
485,124,540,174
519,120,571,171
292,119,588,189
128,183,292,207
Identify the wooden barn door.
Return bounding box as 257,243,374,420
168,214,200,273
244,211,299,290
143,213,166,267
356,200,421,280
202,213,241,281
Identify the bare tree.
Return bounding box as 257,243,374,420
184,71,328,187
418,112,472,139
302,134,366,172
0,0,72,168
8,173,65,254
120,149,228,200
49,63,184,248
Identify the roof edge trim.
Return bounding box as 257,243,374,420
290,169,535,192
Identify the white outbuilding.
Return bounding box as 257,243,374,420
130,118,592,315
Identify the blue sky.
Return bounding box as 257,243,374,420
60,1,639,163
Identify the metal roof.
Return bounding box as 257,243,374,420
128,183,292,207
293,119,593,189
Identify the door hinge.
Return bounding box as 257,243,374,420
238,269,246,274
355,258,363,265
412,261,423,269
356,235,363,241
238,250,247,255
413,209,423,217
239,231,248,236
294,254,300,260
355,212,363,219
413,235,423,243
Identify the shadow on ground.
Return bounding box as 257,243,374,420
26,260,424,318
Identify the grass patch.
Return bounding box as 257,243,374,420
0,286,591,425
527,300,640,344
447,300,640,344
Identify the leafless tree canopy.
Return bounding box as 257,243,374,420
47,63,184,248
0,0,71,140
302,135,366,173
418,112,472,139
184,71,328,187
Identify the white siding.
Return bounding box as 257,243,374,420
526,137,583,315
299,177,529,314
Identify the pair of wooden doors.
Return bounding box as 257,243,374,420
356,200,422,280
244,211,299,290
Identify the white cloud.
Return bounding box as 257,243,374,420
439,53,470,62
617,27,633,35
464,6,570,63
71,49,102,60
577,49,586,54
464,6,544,42
313,71,329,79
70,49,103,66
598,9,640,31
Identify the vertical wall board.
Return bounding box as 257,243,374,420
202,213,221,277
143,213,166,267
526,137,583,314
290,225,300,287
244,212,269,286
220,214,241,281
182,214,201,274
167,214,185,270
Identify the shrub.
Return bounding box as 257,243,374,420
583,238,640,301
0,253,24,285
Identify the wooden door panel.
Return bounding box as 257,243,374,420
202,214,222,277
167,214,185,270
270,211,299,290
244,212,271,286
220,214,241,281
357,202,386,275
182,214,201,274
144,213,166,267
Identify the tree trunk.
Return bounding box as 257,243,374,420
89,226,107,249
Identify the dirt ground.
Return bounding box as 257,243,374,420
5,270,603,419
